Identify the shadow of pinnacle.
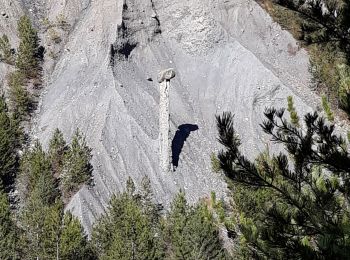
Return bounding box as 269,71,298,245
171,124,199,170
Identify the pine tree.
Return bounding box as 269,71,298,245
21,189,62,259
62,129,93,197
0,95,18,186
12,132,96,259
139,175,162,224
41,201,64,259
166,192,191,259
18,136,96,259
19,141,61,259
165,192,227,260
49,128,67,178
8,71,32,119
188,203,228,259
0,34,14,64
92,178,164,260
16,16,40,78
60,212,91,260
0,189,20,259
216,109,350,259
18,141,58,202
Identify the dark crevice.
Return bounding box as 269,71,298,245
110,0,161,63
109,44,116,66
110,20,138,61
123,2,128,11
150,0,161,35
35,46,45,61
117,42,137,59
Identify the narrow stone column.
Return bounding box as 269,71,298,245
158,68,176,173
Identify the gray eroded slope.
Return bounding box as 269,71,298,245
2,0,321,232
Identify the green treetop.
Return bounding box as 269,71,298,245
18,141,58,202
165,192,228,260
0,96,18,186
0,34,14,64
62,129,93,197
60,212,91,260
0,190,20,260
16,15,40,78
92,178,163,260
49,128,67,178
8,71,32,120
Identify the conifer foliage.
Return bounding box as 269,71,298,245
164,192,228,260
16,132,93,259
19,141,61,259
62,129,93,197
269,0,350,117
16,15,40,78
0,124,227,259
0,190,19,260
0,96,18,186
49,128,67,177
60,212,92,260
8,71,32,119
92,177,228,260
287,96,299,126
216,109,350,259
0,34,14,64
274,0,350,54
3,15,40,120
92,177,164,260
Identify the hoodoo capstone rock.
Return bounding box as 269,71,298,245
157,68,176,83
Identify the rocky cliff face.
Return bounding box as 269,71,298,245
1,0,320,232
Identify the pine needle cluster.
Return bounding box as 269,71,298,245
216,108,350,259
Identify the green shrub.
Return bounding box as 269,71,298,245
287,96,299,126
61,129,93,197
322,95,335,122
0,35,14,65
210,152,221,173
338,64,350,114
0,96,18,186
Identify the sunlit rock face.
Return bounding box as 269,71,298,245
2,0,319,232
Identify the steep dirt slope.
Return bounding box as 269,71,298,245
1,0,321,232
